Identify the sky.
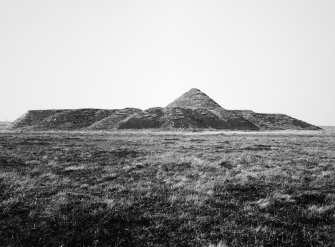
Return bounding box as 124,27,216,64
0,0,334,126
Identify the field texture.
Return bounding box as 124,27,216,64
0,129,335,246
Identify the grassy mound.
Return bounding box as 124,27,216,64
9,88,321,131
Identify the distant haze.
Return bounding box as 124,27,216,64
1,0,334,126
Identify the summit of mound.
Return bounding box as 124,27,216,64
166,88,224,109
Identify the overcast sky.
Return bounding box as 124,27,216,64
1,0,334,125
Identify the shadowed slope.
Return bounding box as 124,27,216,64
117,107,229,129
210,108,259,130
86,108,142,130
117,107,165,129
162,107,229,129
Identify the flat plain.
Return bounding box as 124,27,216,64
0,128,335,246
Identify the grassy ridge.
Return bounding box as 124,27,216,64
0,131,335,246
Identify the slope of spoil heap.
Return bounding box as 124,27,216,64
230,110,321,130
35,109,116,130
10,88,321,131
117,107,229,129
85,108,142,130
10,108,141,131
10,110,67,129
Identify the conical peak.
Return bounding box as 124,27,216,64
181,88,210,99
166,88,224,110
188,88,201,92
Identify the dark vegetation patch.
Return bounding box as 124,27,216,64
0,131,334,246
189,138,205,143
243,144,272,151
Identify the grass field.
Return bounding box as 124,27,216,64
0,128,335,246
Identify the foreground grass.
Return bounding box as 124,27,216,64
0,130,335,246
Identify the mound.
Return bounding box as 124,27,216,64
10,88,321,131
86,108,142,130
